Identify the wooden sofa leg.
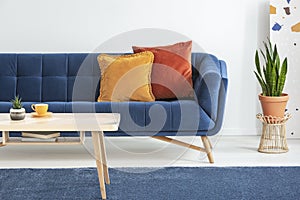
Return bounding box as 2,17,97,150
201,136,214,164
152,136,215,163
151,136,205,152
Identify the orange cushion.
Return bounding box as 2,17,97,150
133,41,193,99
97,51,155,102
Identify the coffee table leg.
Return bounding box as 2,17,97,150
92,131,107,200
99,131,110,184
1,131,9,146
80,131,85,144
0,131,3,146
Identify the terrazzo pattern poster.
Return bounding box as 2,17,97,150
270,0,300,137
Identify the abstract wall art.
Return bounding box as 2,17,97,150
270,0,300,138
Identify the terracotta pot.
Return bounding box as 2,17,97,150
259,93,289,118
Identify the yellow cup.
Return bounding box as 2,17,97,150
31,103,48,115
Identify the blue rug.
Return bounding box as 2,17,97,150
0,167,300,200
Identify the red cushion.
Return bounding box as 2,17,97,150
132,41,193,99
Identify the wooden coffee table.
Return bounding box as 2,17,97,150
0,113,120,200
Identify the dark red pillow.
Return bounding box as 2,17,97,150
133,41,193,99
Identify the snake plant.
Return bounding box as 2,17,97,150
254,39,288,96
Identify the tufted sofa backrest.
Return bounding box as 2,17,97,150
0,54,100,102
0,53,219,103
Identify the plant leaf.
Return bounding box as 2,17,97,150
277,58,288,95
270,65,277,96
255,51,262,77
254,71,267,95
267,37,273,56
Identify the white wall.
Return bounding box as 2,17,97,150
0,0,269,135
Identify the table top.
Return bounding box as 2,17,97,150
0,113,120,132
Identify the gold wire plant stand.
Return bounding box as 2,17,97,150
256,113,291,154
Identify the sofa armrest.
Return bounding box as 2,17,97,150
192,53,228,128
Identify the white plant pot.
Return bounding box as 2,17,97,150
10,108,26,120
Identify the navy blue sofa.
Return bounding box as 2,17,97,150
0,53,227,163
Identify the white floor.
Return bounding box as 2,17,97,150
0,135,300,169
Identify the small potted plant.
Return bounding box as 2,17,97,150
10,95,26,120
254,38,288,118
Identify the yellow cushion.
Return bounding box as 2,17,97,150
97,51,155,102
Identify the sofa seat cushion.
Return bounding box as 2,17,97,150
0,102,12,113
0,102,67,115
64,101,215,133
1,101,215,134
